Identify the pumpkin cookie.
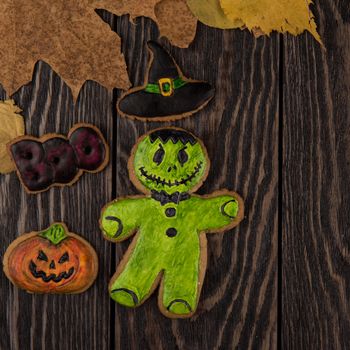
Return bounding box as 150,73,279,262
3,223,98,294
100,127,244,318
8,123,109,193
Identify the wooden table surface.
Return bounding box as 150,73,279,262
0,1,348,349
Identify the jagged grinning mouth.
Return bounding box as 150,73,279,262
139,161,203,187
29,260,75,283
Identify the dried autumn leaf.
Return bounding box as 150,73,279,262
0,100,25,174
0,0,130,100
220,0,321,42
93,0,159,20
93,0,197,47
186,0,243,29
155,0,197,47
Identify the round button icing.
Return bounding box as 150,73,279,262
166,228,177,237
165,207,176,217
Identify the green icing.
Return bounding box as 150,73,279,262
39,223,68,245
168,301,191,314
222,199,239,218
133,135,207,194
102,196,239,316
163,83,171,92
113,290,135,307
144,77,188,94
101,128,242,316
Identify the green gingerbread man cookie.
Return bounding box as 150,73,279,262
100,127,244,318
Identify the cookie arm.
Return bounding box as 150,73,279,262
196,192,243,232
100,198,146,241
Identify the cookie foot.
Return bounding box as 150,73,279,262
167,299,193,315
110,287,139,307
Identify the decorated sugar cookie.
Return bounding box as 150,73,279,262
8,123,109,193
100,127,244,318
3,223,98,294
117,41,215,121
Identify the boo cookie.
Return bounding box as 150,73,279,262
100,127,244,318
8,123,109,193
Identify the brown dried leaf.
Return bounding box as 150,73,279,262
0,0,130,100
93,0,197,48
0,100,25,174
93,0,160,20
155,0,197,48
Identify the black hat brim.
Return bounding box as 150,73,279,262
118,81,215,120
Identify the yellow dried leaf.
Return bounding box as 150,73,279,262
186,0,243,29
0,100,25,174
220,0,321,42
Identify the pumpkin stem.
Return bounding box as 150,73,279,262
40,223,68,245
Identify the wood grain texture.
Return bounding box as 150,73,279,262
108,14,279,349
0,10,279,350
282,1,350,349
0,61,113,348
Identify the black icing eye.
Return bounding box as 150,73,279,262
58,252,69,264
37,250,48,262
178,148,188,165
153,145,165,165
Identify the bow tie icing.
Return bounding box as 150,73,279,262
151,190,190,206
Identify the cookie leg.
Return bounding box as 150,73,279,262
161,257,200,316
110,248,161,308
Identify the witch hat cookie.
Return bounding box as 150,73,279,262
117,41,215,121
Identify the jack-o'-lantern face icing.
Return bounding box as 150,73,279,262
132,129,208,194
29,249,75,283
3,223,98,294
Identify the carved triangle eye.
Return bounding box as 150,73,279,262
58,252,69,264
37,250,48,262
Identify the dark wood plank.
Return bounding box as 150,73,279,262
0,9,279,349
282,1,350,348
0,62,113,348
110,15,279,349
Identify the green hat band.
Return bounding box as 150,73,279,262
145,77,187,96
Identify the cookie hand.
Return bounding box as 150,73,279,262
101,213,123,239
100,198,147,241
195,194,242,232
221,199,239,219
